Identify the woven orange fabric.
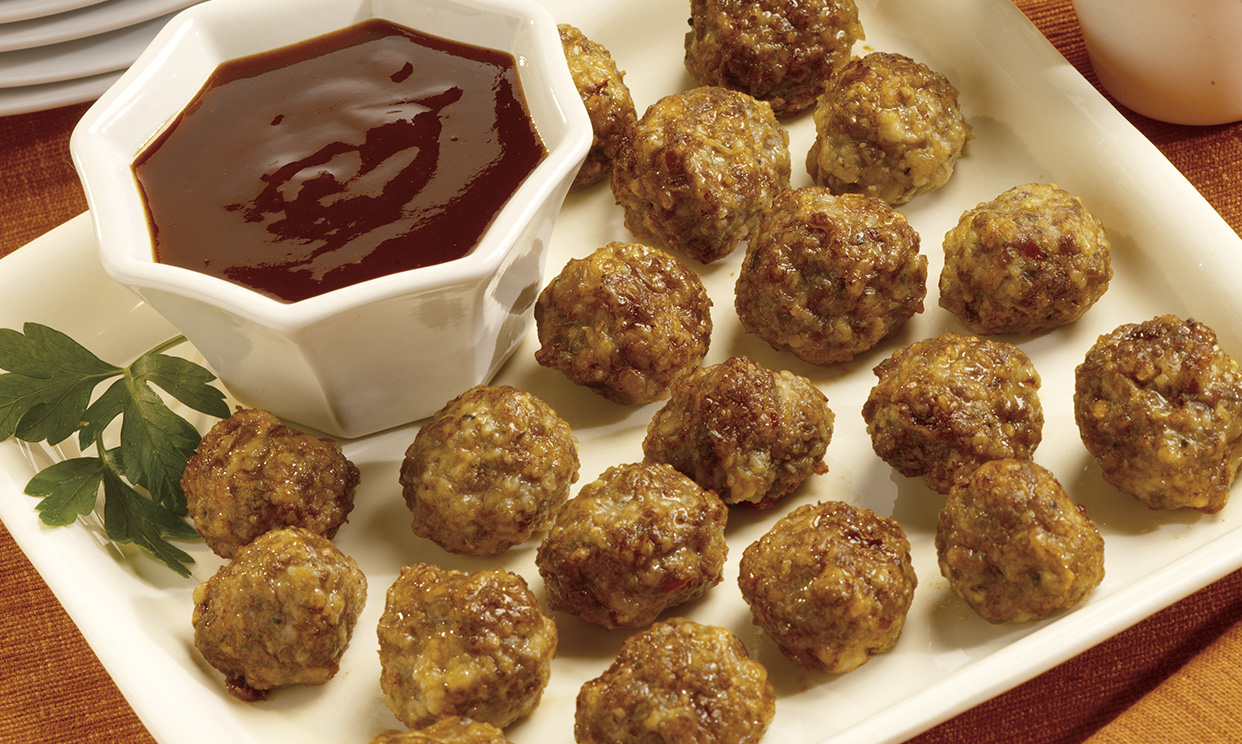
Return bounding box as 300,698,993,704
1084,621,1242,744
0,103,90,259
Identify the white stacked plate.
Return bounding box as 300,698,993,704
0,0,204,115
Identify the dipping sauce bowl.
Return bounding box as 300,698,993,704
71,0,592,438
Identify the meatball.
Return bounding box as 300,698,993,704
368,717,511,744
191,527,367,701
377,563,557,729
643,355,834,507
806,52,971,205
735,187,927,364
534,242,713,405
536,462,728,629
558,24,638,189
683,0,864,117
737,500,917,673
1074,315,1242,513
939,183,1112,335
862,332,1043,494
398,384,579,557
183,407,359,558
936,459,1105,623
575,618,775,744
610,86,791,263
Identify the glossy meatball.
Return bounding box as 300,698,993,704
398,384,579,557
368,717,511,744
191,527,367,701
807,52,971,205
558,24,637,189
939,183,1112,335
536,462,728,629
735,187,926,364
183,407,359,558
534,242,712,405
684,0,864,117
1074,315,1242,513
575,618,775,744
936,459,1105,623
643,355,834,507
611,86,791,263
863,332,1043,494
377,563,557,729
737,500,916,673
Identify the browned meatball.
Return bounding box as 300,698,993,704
939,183,1112,335
643,355,834,507
183,407,359,558
575,618,775,744
862,332,1043,494
735,187,927,364
1074,315,1242,513
936,459,1105,623
377,563,557,729
558,24,638,189
191,527,367,701
534,242,712,405
611,86,791,263
807,52,971,205
737,500,916,673
535,462,728,629
368,717,512,744
684,0,864,117
398,384,578,557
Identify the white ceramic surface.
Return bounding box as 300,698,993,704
0,0,201,53
0,68,118,115
0,13,172,87
0,0,105,24
1072,0,1242,125
5,0,1242,742
71,0,592,439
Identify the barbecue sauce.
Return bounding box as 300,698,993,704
133,19,546,303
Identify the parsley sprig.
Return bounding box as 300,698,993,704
0,322,229,577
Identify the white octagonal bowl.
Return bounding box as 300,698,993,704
70,0,591,438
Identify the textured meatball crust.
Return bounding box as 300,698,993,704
863,332,1044,494
807,52,971,205
399,385,579,557
191,527,367,701
936,459,1105,624
643,355,834,507
368,717,512,744
575,618,776,744
377,563,557,729
534,242,712,405
536,462,728,629
735,187,927,364
183,407,359,558
558,24,637,189
684,0,864,117
939,182,1112,335
1074,315,1242,513
738,500,917,673
610,86,791,263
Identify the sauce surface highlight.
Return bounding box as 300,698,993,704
134,18,546,303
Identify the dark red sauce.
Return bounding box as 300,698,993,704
133,18,546,303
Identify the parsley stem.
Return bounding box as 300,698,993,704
143,335,190,358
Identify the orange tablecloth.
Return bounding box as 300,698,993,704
2,1,1240,742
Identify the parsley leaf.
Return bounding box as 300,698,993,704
24,457,105,526
0,322,229,577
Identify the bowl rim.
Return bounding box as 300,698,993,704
70,0,591,331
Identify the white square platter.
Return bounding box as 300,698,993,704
3,0,1242,742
